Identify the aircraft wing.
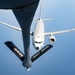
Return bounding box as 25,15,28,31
0,21,21,31
0,21,33,35
44,28,75,36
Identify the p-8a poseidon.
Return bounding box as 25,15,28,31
0,10,75,50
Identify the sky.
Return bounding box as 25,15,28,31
0,0,75,75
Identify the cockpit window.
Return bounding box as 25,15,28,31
34,41,42,44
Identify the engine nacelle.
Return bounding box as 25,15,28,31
49,35,56,43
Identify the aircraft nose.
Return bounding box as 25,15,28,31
36,47,39,50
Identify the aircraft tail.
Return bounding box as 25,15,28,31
34,2,54,21
39,1,42,20
34,2,42,21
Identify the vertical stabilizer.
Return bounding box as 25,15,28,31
39,2,42,20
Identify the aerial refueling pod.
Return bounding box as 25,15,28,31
5,41,53,62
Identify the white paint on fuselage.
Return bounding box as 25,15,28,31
33,19,44,50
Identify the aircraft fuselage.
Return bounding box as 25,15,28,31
33,19,44,50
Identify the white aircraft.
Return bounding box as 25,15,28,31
0,17,75,50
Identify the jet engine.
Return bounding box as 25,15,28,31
49,35,56,43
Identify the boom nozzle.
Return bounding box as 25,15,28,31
22,58,32,70
27,67,30,71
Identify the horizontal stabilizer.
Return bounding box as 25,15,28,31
43,18,54,21
5,41,25,61
31,44,53,62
